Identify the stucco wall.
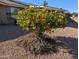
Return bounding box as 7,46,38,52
0,5,16,24
0,5,8,24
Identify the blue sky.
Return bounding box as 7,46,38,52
17,0,78,13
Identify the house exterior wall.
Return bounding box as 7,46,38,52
0,0,28,25
0,5,18,25
0,5,8,24
6,7,16,24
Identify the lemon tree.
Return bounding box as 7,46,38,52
16,7,67,54
17,8,67,33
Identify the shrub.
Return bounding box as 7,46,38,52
17,8,67,33
16,7,67,55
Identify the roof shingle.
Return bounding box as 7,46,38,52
0,0,28,8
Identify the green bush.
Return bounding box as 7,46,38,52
16,7,67,55
17,8,67,33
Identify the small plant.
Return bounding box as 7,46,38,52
16,7,67,55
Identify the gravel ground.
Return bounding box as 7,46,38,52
0,20,78,59
0,37,77,59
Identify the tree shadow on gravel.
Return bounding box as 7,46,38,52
16,34,58,55
0,25,30,42
54,37,78,59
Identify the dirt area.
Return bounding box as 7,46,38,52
0,19,78,59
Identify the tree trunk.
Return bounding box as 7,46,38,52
17,26,58,55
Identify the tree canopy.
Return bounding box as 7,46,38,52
17,7,67,33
